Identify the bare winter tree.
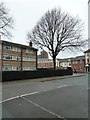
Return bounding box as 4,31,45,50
0,2,14,38
27,8,87,69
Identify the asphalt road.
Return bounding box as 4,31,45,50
1,74,89,119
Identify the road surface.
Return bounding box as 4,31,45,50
1,74,89,119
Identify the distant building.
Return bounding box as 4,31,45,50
38,58,59,69
38,58,53,68
37,50,60,69
84,49,90,72
38,50,48,59
57,58,72,69
71,55,85,73
0,40,37,71
37,50,86,72
58,55,85,73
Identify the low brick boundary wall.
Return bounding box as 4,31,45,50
2,68,73,82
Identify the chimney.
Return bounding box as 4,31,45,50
29,41,32,48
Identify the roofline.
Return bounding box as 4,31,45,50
57,55,85,62
84,49,90,53
1,40,38,51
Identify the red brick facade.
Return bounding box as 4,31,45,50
71,59,85,73
1,40,37,71
38,50,48,59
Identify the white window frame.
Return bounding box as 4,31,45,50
26,49,34,54
3,45,12,50
16,56,21,61
3,54,12,60
3,64,12,71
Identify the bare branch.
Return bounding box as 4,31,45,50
27,8,87,69
0,2,14,38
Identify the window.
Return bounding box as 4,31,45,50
12,47,17,51
23,57,36,62
87,59,89,63
16,66,21,71
3,54,12,60
12,47,21,52
12,66,17,70
17,56,21,61
29,67,36,70
3,64,12,71
11,55,21,61
30,58,36,62
17,47,21,52
23,57,30,61
69,63,71,66
26,49,33,54
80,60,83,64
87,53,90,57
3,45,12,50
23,66,36,70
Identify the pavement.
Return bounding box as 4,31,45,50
2,73,88,84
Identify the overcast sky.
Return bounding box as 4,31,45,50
2,0,88,58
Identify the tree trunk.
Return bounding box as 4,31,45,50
53,56,56,70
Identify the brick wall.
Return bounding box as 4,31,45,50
71,60,85,73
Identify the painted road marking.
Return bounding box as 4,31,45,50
22,96,65,119
57,85,71,88
0,92,39,103
0,85,73,103
57,85,67,88
20,92,39,97
0,96,20,103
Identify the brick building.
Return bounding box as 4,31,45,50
0,40,37,71
71,55,85,73
58,55,86,73
84,49,90,72
38,58,59,69
38,50,48,59
37,50,59,69
38,58,53,68
58,58,72,69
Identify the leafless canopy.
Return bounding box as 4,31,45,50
0,2,14,38
27,8,87,69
